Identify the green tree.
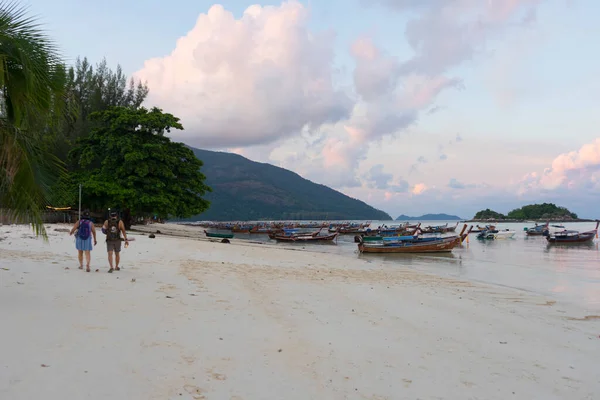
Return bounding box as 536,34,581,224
507,203,578,220
54,56,149,161
69,106,211,224
47,57,149,208
472,209,505,220
0,1,68,237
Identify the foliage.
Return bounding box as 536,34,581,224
473,203,579,220
177,148,392,221
69,106,210,219
53,56,149,162
0,1,68,238
472,209,506,220
507,203,578,220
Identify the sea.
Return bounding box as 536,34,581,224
183,220,600,311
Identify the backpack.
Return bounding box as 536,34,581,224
107,219,121,241
78,220,91,240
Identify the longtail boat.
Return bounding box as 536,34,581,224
460,225,473,243
358,235,462,253
204,230,234,239
268,227,324,240
328,222,370,234
543,221,599,244
360,224,422,241
273,231,339,242
421,222,459,234
524,222,549,236
357,225,468,253
230,225,251,233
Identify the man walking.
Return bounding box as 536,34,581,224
102,210,128,273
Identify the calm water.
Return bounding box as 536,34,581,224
193,220,600,310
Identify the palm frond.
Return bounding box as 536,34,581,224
0,1,66,239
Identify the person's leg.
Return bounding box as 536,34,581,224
85,250,91,272
107,251,114,271
113,241,122,270
107,240,115,272
78,250,83,269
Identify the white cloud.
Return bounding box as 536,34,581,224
133,2,352,148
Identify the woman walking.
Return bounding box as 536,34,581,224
69,210,97,272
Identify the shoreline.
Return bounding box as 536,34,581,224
1,223,599,399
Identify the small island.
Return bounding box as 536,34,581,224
468,203,592,222
396,213,462,221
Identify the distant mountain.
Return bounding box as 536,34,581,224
185,147,392,221
396,213,462,221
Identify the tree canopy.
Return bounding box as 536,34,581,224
69,106,210,219
472,208,505,220
507,203,577,220
473,203,579,221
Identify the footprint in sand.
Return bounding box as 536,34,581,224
184,384,206,399
206,368,227,381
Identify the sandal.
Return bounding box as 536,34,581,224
86,266,90,272
78,266,83,270
115,267,120,271
108,268,114,273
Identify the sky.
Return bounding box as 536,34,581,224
28,0,600,219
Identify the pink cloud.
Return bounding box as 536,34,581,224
401,74,463,110
411,183,428,195
519,138,600,192
133,1,352,148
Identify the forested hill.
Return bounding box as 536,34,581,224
186,148,392,221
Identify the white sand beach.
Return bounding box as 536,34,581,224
1,223,599,400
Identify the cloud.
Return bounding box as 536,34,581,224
364,164,409,192
376,0,542,76
132,0,555,213
133,2,352,148
448,178,467,189
519,138,600,193
351,38,400,102
365,164,392,189
369,0,440,11
279,34,463,188
411,183,428,195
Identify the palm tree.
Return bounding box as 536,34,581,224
0,1,67,238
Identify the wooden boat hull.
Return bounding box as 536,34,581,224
204,230,234,239
358,236,461,253
545,232,595,243
544,221,599,244
525,231,544,236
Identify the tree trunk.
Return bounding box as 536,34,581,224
122,208,133,230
